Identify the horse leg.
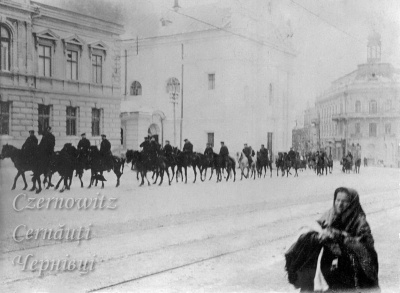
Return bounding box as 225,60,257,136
21,172,28,190
193,165,197,183
184,167,188,184
35,175,42,194
30,175,36,192
101,171,105,189
12,171,22,190
55,177,63,190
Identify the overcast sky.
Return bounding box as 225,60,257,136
37,0,400,124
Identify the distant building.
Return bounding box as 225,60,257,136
0,0,124,151
120,0,295,155
315,32,400,166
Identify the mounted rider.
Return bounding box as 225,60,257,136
149,136,160,166
259,144,268,160
219,141,229,168
288,147,296,165
21,130,38,165
204,143,213,161
100,134,113,171
243,143,254,166
39,126,55,159
140,136,150,155
77,133,91,156
182,138,193,161
163,140,174,163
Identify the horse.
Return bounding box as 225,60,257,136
126,150,151,186
30,143,53,194
256,151,272,178
174,150,199,184
195,152,215,181
275,152,285,177
212,153,236,182
87,146,124,188
237,152,255,180
0,144,34,190
48,143,78,192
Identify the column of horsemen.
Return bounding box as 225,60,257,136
1,129,359,193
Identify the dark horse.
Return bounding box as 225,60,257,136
48,143,78,192
87,146,124,188
1,144,33,190
126,150,152,186
212,153,236,183
256,151,272,178
174,150,199,184
341,156,352,173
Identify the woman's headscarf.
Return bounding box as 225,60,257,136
318,187,366,235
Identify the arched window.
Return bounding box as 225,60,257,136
0,25,11,71
369,100,377,114
355,100,361,113
130,81,142,96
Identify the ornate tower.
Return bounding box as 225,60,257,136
367,31,381,63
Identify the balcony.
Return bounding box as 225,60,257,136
0,71,120,98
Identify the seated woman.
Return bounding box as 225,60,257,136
285,187,379,292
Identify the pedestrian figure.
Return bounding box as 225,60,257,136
285,187,379,292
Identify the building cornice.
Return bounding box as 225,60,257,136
31,1,124,36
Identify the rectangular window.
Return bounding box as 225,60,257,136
92,55,102,84
207,132,214,147
66,50,78,80
38,104,50,135
92,108,101,136
38,45,51,77
208,73,215,90
385,123,391,135
66,106,77,136
355,122,360,134
369,123,377,137
0,101,10,135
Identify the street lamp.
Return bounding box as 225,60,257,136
167,77,180,146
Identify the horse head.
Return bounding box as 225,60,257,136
125,149,134,163
1,143,14,159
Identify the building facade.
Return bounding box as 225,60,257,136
0,0,124,151
315,33,400,167
120,1,295,156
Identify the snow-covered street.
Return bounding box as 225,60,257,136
0,160,399,292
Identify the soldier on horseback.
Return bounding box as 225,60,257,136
39,127,55,157
260,144,268,160
149,136,160,166
219,141,229,168
100,134,113,172
163,140,174,164
183,138,193,162
243,143,254,166
77,133,91,154
140,136,150,155
21,130,38,165
288,147,296,165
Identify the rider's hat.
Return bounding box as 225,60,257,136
144,136,149,140
101,134,106,138
81,133,86,136
184,138,188,142
221,141,224,144
29,130,35,134
166,140,170,143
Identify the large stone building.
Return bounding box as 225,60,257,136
315,33,400,167
0,0,124,151
120,0,295,156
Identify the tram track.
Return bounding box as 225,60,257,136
87,195,399,292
